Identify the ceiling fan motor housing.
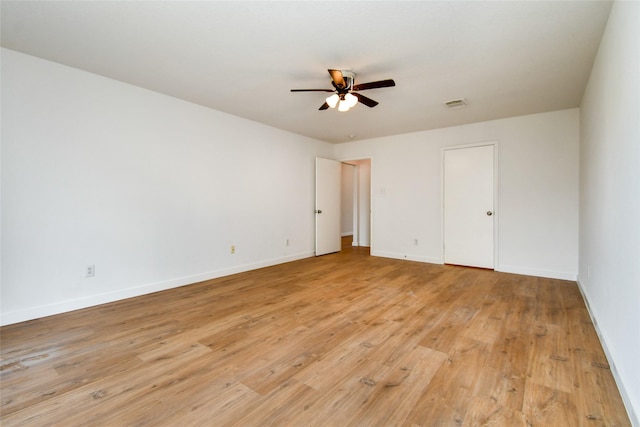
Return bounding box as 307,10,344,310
341,70,355,86
334,70,355,92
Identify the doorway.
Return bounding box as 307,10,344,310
443,143,496,269
315,157,371,256
341,158,371,249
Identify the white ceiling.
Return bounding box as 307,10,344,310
1,1,612,143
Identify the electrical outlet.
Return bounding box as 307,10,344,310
286,239,290,246
231,245,235,254
86,264,95,277
414,238,419,246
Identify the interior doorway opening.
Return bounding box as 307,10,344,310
340,158,371,251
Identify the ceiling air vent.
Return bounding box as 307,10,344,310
444,98,467,109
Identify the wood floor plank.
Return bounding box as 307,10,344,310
463,298,510,345
407,336,492,425
471,365,526,414
285,357,393,426
523,381,580,427
526,323,575,393
464,395,529,427
344,345,447,427
2,341,215,425
0,241,631,426
294,321,396,391
567,319,632,425
418,304,479,353
227,381,316,427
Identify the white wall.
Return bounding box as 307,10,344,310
578,1,640,423
0,48,334,325
335,109,580,279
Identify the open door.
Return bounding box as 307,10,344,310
315,157,341,256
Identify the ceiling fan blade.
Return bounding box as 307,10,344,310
319,102,330,110
328,69,346,89
353,93,379,108
352,79,396,91
291,89,335,92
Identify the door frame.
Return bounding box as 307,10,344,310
441,141,499,268
340,156,373,250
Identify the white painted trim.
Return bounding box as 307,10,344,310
576,279,640,426
441,140,500,270
0,251,314,326
371,250,443,265
496,264,577,281
367,255,576,282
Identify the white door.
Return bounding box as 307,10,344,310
316,157,342,256
443,145,495,269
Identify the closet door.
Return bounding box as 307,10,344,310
443,145,495,269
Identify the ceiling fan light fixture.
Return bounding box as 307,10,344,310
344,93,358,108
326,94,340,108
338,99,351,112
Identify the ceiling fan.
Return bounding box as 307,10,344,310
291,69,396,112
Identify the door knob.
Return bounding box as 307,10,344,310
315,209,322,214
486,211,493,216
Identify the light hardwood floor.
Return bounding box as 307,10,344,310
0,239,631,426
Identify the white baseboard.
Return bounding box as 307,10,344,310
0,251,314,326
496,264,577,281
576,278,639,426
371,250,443,265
